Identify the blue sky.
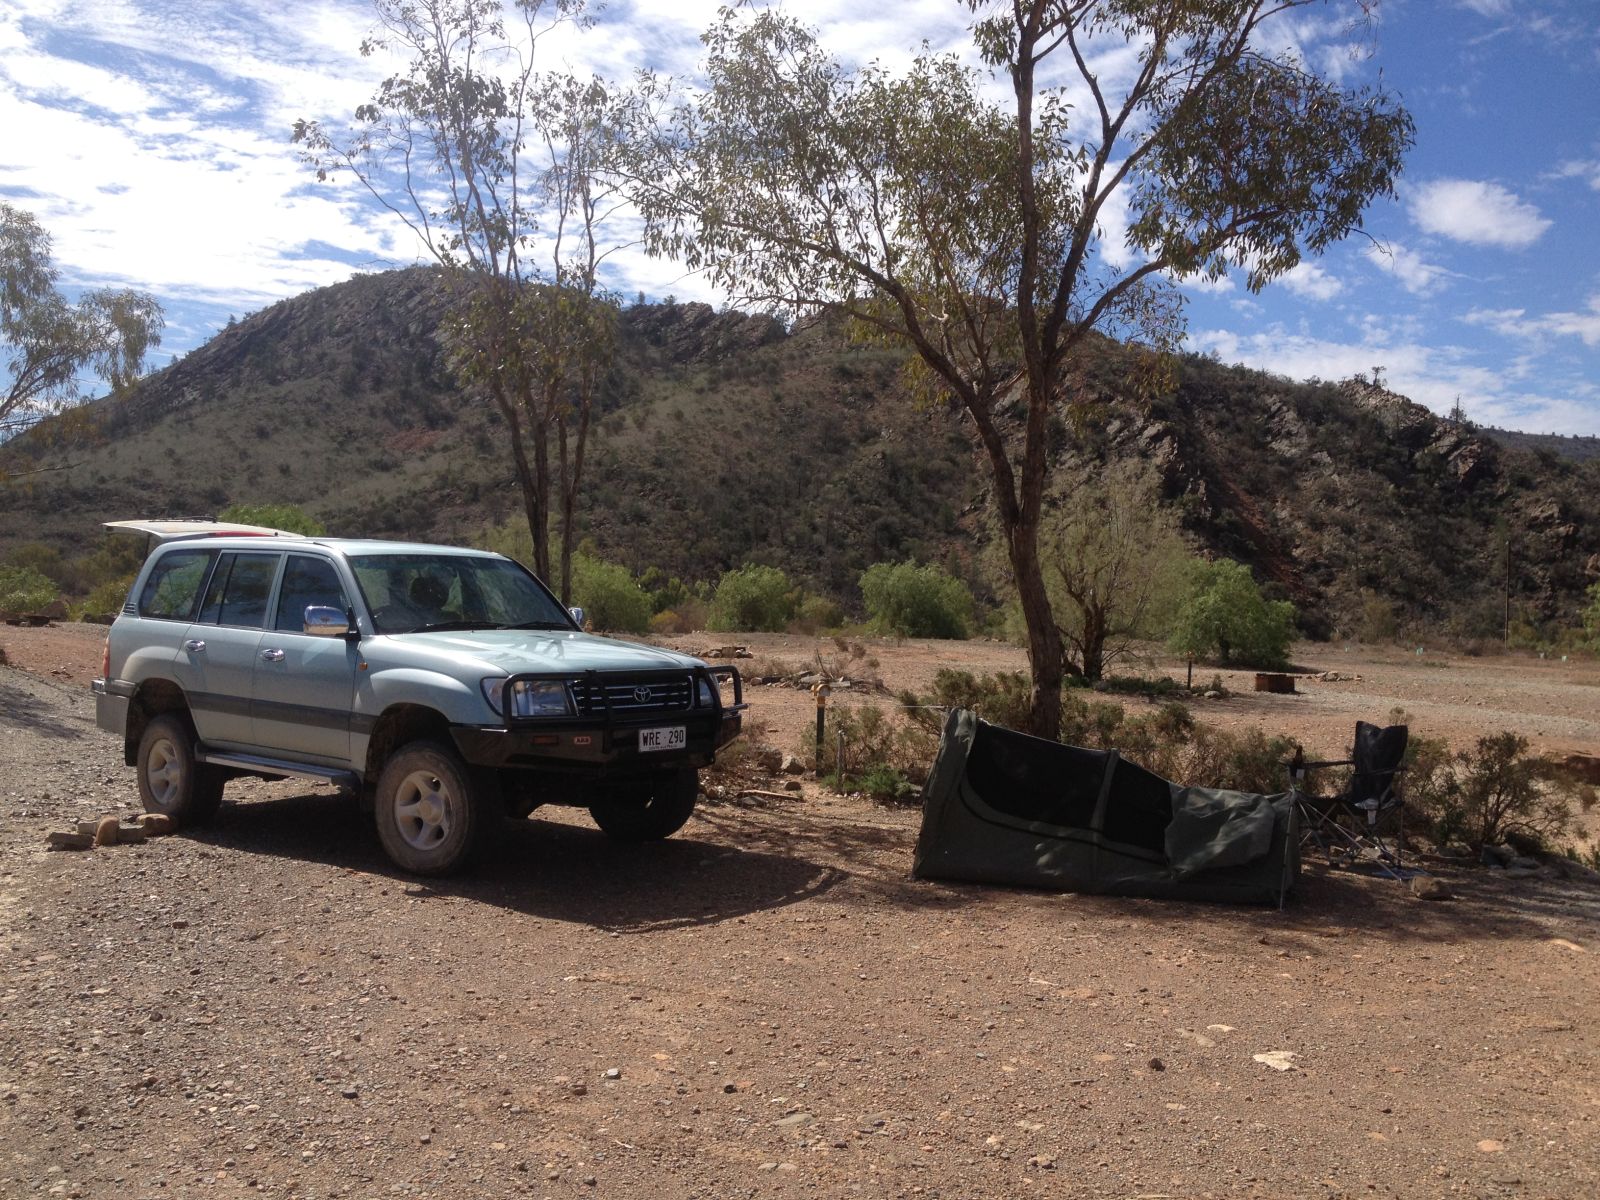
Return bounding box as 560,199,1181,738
3,0,1597,434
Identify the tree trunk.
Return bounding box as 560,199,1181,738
530,415,552,582
1009,522,1065,740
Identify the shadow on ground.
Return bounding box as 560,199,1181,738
183,782,1599,954
187,787,849,933
0,670,92,741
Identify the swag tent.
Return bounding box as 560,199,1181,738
913,710,1299,905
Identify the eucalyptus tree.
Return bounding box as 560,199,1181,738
1,201,163,443
631,0,1411,737
293,0,635,600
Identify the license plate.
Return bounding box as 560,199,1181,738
639,726,687,753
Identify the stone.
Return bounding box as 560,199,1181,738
46,831,94,851
783,781,802,792
780,754,806,776
1508,855,1541,871
138,814,176,835
341,1086,358,1099
752,747,783,773
602,1068,621,1081
1252,1051,1298,1072
93,816,122,847
1482,843,1516,867
1147,1058,1165,1071
1409,876,1451,901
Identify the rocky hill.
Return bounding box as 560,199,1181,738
3,266,1596,640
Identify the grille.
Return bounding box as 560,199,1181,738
570,674,694,717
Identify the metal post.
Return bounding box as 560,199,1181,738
812,681,831,778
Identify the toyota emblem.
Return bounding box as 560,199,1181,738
633,685,653,704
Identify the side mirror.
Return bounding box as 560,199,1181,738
304,605,351,637
568,606,586,628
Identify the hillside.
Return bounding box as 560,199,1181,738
3,266,1597,639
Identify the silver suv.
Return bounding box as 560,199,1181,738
93,532,744,874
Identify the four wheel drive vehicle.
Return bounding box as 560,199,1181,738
93,534,744,875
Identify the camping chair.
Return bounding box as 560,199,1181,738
1289,722,1408,879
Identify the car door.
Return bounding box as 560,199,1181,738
251,553,359,763
181,551,281,749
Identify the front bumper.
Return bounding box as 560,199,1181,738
451,709,742,772
453,664,745,774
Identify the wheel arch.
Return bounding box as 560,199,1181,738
363,704,455,784
125,678,193,766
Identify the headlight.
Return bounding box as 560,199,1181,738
481,677,574,718
697,677,718,708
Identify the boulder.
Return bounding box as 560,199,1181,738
1409,876,1452,901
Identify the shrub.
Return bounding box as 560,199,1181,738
812,704,935,802
1585,581,1600,650
82,574,137,618
571,555,652,633
647,599,709,636
859,560,973,639
709,564,796,632
1407,731,1576,851
1168,558,1296,669
0,565,58,614
218,502,326,536
789,594,845,635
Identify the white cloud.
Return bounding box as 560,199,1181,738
1407,178,1551,248
1279,262,1343,301
1552,159,1600,191
1465,296,1600,348
1187,324,1595,435
1363,241,1450,296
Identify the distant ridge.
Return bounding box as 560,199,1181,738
4,267,1597,639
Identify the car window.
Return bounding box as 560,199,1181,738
274,556,350,632
348,553,571,634
196,553,281,629
137,549,215,621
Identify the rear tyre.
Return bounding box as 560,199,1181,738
590,769,699,842
373,741,484,875
136,713,225,825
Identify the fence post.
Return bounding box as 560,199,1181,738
812,680,831,778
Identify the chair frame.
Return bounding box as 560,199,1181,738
1289,726,1407,880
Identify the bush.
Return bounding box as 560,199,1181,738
1407,731,1577,851
789,594,845,635
82,574,137,618
1168,558,1296,669
218,502,326,536
570,555,652,633
1585,581,1600,650
709,564,796,632
812,704,935,803
859,560,973,639
647,599,709,636
0,565,58,614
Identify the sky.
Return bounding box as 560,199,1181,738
3,0,1597,435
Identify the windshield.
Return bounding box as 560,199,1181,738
349,553,574,635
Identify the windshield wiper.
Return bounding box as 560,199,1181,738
500,619,573,630
412,620,503,633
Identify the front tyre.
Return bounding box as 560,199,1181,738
590,769,699,842
136,713,224,825
374,741,484,876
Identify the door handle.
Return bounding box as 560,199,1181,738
260,648,286,663
183,639,206,652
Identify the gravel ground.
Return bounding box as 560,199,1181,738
3,633,1599,1200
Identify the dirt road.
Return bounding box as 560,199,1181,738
3,626,1598,1198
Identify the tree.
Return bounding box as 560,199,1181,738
708,564,796,632
1584,581,1600,650
860,560,974,639
570,553,652,632
1168,558,1296,669
0,564,58,614
218,503,327,537
1034,459,1191,680
630,2,1410,736
2,202,164,440
293,0,635,601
